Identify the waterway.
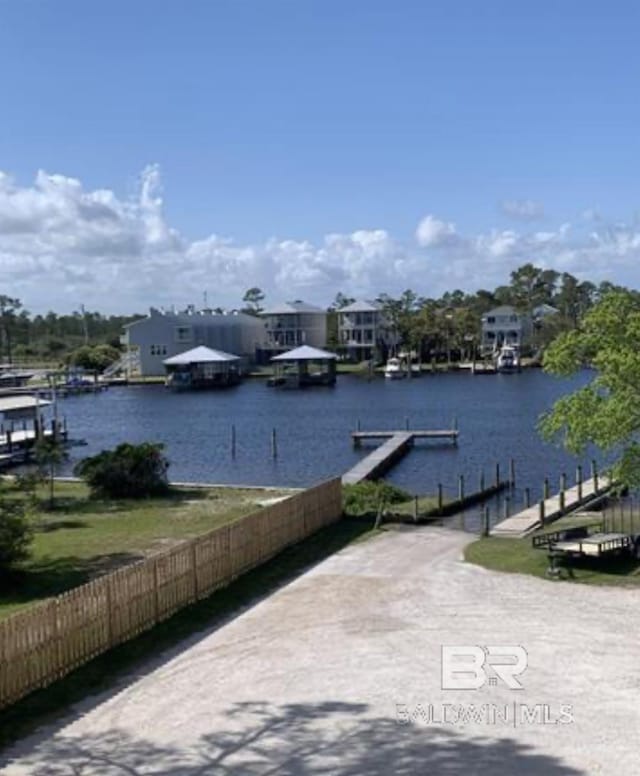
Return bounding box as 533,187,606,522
54,369,601,526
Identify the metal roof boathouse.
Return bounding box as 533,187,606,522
269,345,337,388
163,346,241,390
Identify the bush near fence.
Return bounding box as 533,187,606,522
0,478,342,710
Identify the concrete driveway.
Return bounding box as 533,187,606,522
1,526,637,775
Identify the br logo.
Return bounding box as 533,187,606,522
441,645,528,690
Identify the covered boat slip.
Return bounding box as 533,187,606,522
0,395,65,467
163,346,241,390
269,345,337,388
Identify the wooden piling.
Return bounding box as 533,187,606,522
482,506,490,537
231,425,236,458
524,487,530,508
437,483,443,514
458,474,465,501
509,458,516,487
543,477,550,500
495,463,500,488
271,428,278,459
576,465,583,500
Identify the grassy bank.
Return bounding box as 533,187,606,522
0,517,376,752
465,516,640,586
0,481,294,619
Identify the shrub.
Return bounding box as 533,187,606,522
343,480,411,516
0,498,32,574
74,442,170,499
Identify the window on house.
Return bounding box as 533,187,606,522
487,316,495,324
175,326,192,343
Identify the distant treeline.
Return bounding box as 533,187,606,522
0,263,629,367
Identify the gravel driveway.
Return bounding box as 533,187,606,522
1,526,637,775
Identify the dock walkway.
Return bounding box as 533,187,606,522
342,429,458,485
491,476,611,538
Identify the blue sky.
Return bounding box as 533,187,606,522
1,1,640,312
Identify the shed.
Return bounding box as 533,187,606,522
163,346,241,390
269,345,337,387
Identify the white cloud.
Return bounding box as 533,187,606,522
501,199,545,221
2,165,640,313
415,215,457,247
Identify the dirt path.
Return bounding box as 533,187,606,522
1,526,637,774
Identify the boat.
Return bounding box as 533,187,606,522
495,345,520,373
384,356,408,379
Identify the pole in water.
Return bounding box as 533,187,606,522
437,483,443,514
539,499,546,526
524,487,530,508
458,474,465,502
479,470,485,492
495,462,500,488
271,428,278,459
405,416,409,430
509,458,516,487
231,425,236,458
543,477,550,500
577,465,583,500
413,495,419,522
357,418,361,431
503,496,510,520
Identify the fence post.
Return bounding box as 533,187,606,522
105,577,114,647
191,542,198,600
539,500,546,527
153,558,160,623
482,506,490,536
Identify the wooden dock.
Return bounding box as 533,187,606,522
342,429,459,485
491,476,612,538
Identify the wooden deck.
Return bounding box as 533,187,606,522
491,476,612,538
342,429,458,485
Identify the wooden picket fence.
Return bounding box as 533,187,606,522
0,478,343,710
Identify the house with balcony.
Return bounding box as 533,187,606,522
337,300,396,361
480,305,532,355
260,301,327,356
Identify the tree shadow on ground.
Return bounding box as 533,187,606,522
0,552,143,608
2,700,586,775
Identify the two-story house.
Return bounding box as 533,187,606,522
480,305,532,355
260,301,327,355
337,300,396,361
122,307,267,376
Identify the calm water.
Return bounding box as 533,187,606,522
55,370,599,525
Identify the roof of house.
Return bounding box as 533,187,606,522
163,346,240,365
339,300,381,313
0,396,52,414
482,305,519,317
124,309,263,329
262,301,325,315
271,345,337,361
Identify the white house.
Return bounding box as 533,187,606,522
337,300,396,361
480,305,532,355
261,301,327,354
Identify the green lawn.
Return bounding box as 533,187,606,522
465,515,640,586
0,480,295,618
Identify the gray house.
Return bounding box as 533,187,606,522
480,305,532,355
261,301,327,355
122,307,267,376
337,300,396,361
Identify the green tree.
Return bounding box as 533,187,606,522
0,487,32,574
75,442,170,499
0,295,22,363
241,287,265,315
35,436,68,509
540,289,640,488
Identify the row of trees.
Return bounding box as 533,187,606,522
0,265,627,366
